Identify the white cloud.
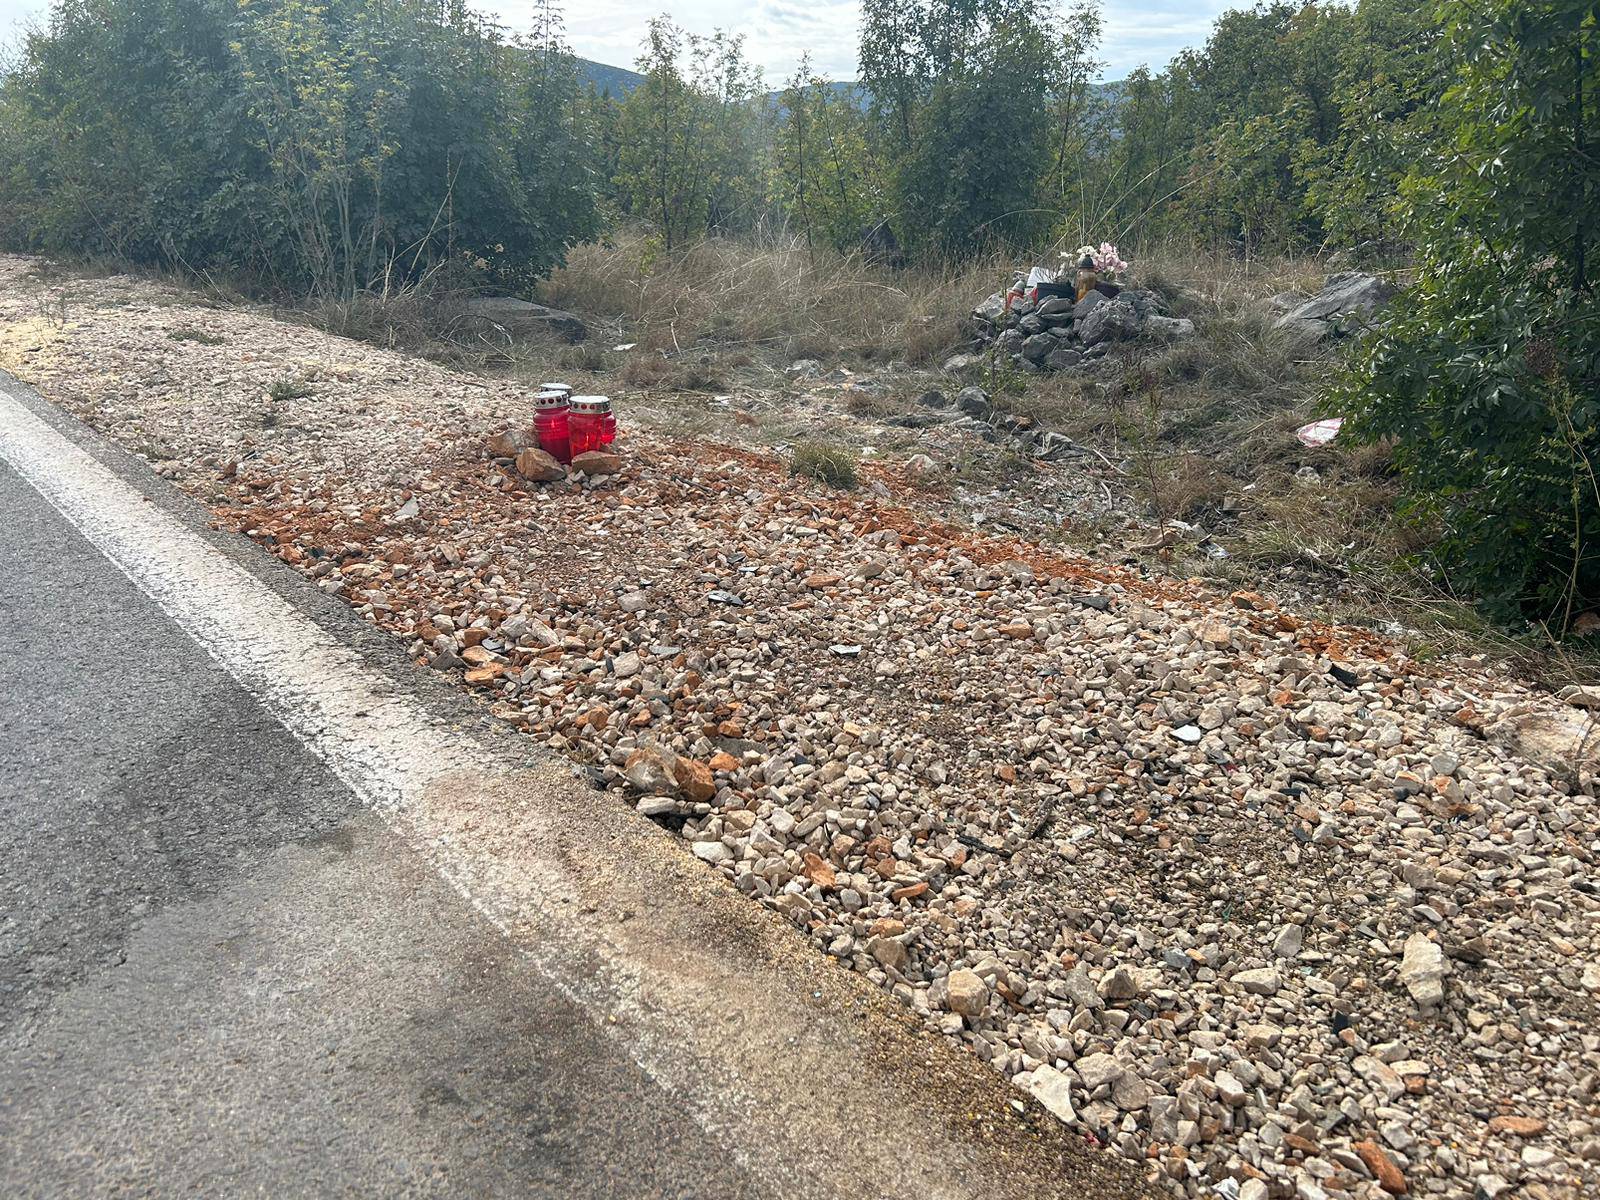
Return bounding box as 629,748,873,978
482,0,1227,83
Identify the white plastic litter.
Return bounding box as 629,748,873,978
1295,417,1344,447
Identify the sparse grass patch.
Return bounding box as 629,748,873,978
1138,452,1229,522
790,441,858,490
553,342,611,372
843,388,906,419
948,443,1038,489
268,373,315,403
167,325,225,345
619,351,727,392
1227,471,1417,572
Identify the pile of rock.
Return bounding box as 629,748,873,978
955,283,1195,374
333,472,1599,1200
908,384,1085,462
245,434,1595,1200
484,427,622,483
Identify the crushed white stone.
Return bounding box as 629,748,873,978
4,254,1598,1200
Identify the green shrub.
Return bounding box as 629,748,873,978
0,0,599,298
790,442,859,490
1333,0,1600,631
268,374,315,403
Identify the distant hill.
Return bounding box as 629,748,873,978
575,58,645,97
574,57,1121,113
574,57,857,107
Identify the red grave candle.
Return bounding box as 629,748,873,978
534,390,571,463
569,396,611,455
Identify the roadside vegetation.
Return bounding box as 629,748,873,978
0,0,1594,643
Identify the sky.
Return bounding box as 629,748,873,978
0,0,1234,83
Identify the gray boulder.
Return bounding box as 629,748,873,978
1037,296,1076,318
1030,430,1084,460
956,386,991,416
1120,288,1168,318
464,295,587,342
1275,272,1397,340
1019,314,1046,335
1079,298,1143,346
996,329,1025,356
887,411,946,429
1398,932,1449,1008
1073,291,1107,320
972,291,1007,322
1021,333,1057,363
1046,346,1083,371
1146,315,1196,338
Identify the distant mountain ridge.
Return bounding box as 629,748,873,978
573,57,855,106
574,57,646,97
574,57,1121,110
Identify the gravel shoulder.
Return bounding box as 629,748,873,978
3,255,1598,1200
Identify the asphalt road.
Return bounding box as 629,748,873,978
0,454,756,1197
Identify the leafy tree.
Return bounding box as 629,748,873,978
233,0,406,299
1300,0,1437,250
1336,0,1600,626
770,58,876,252
1041,0,1105,240
856,0,923,151
899,12,1055,253
0,0,598,293
690,31,766,233
614,17,763,249
0,0,271,270
857,0,1057,254
1164,2,1356,250
1095,65,1196,241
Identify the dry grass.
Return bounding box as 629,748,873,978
541,228,1007,366
1126,239,1331,310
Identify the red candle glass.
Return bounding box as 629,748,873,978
569,396,611,455
534,390,571,462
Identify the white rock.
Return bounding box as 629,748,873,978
1398,932,1449,1007
1233,967,1281,995
1272,923,1304,959
691,841,732,866
945,969,988,1018
1026,1066,1077,1123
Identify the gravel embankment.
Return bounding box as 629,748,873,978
3,255,1597,1200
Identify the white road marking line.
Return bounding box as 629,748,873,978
0,387,766,1182
0,389,477,820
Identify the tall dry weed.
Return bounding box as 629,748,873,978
541,228,1015,365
